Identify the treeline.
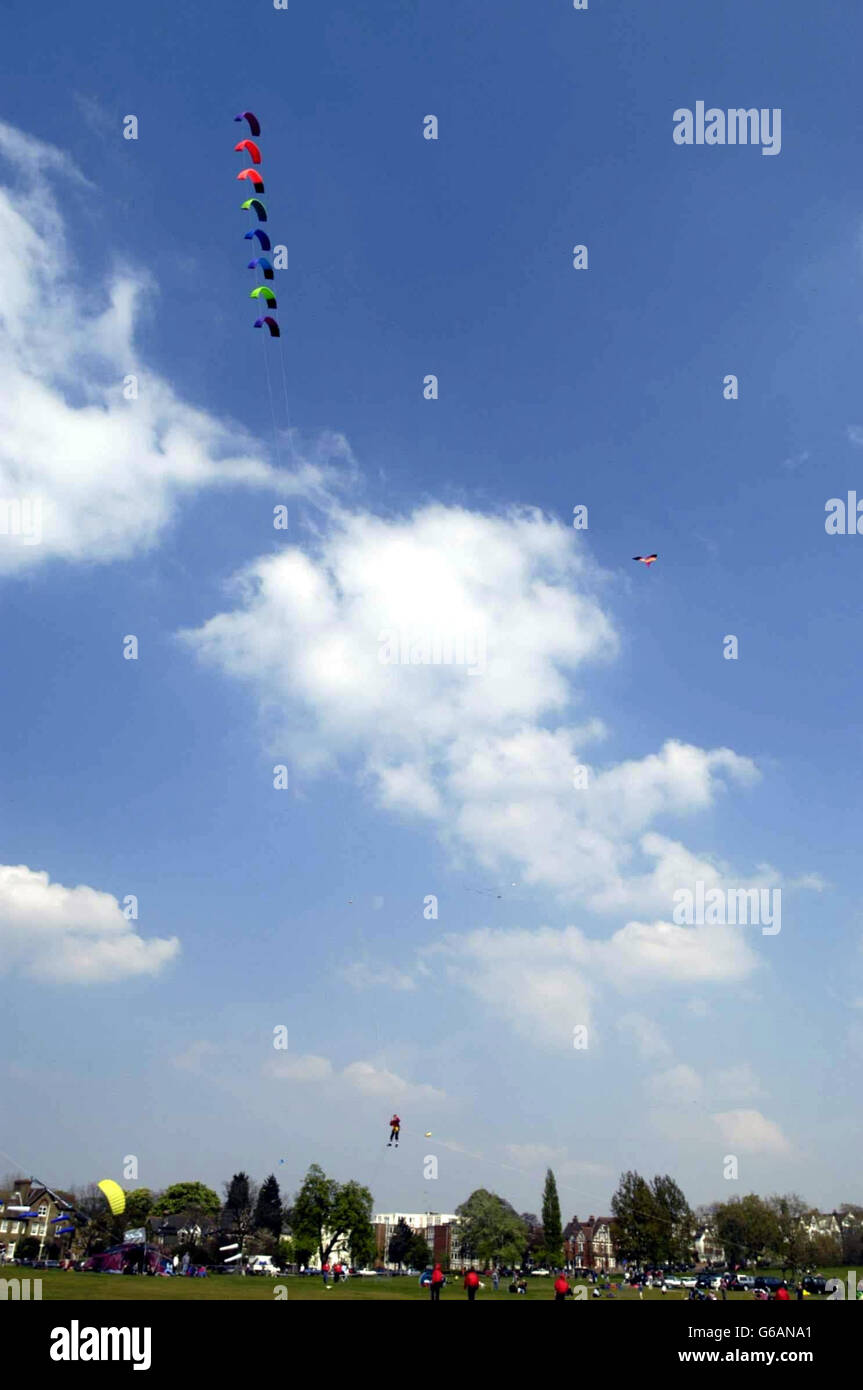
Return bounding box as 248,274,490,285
12,1164,376,1269
611,1170,863,1271
17,1161,861,1274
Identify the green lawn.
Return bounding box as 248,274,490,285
9,1268,853,1301
0,1272,784,1302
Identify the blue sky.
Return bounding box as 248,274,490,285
1,0,861,1223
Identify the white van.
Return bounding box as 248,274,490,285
247,1255,280,1276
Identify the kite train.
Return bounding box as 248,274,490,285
235,110,280,336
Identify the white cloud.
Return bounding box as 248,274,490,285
647,1064,704,1106
183,502,761,914
430,925,596,1049
267,1054,334,1083
602,919,757,989
0,864,179,983
0,127,331,573
264,1051,444,1101
172,1041,221,1074
711,1109,791,1155
341,1060,445,1102
789,873,827,892
616,1013,673,1062
713,1062,763,1101
342,962,416,991
426,918,758,1047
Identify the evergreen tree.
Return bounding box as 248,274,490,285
611,1171,661,1266
224,1172,258,1254
254,1175,283,1238
541,1169,564,1267
651,1174,694,1265
408,1231,433,1269
387,1218,413,1269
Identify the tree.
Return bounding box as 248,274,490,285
388,1218,414,1270
713,1194,778,1268
152,1182,221,1219
837,1206,863,1264
407,1231,432,1269
610,1172,693,1267
69,1184,122,1254
541,1170,564,1268
519,1212,544,1266
651,1175,694,1265
224,1173,258,1241
456,1190,527,1266
809,1231,842,1267
767,1194,811,1276
124,1189,154,1226
349,1220,377,1271
254,1175,282,1238
611,1172,661,1266
291,1165,374,1266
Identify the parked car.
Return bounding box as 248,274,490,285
754,1276,787,1293
355,1268,378,1277
802,1276,827,1295
696,1274,722,1290
663,1276,681,1289
727,1275,753,1291
680,1276,697,1288
530,1267,551,1276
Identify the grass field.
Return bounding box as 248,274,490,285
7,1270,848,1301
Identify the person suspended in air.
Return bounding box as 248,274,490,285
388,1113,401,1147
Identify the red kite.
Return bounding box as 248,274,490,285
234,139,262,165
633,554,658,566
237,168,265,192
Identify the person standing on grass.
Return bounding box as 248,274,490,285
464,1267,480,1301
322,1260,330,1287
492,1268,500,1292
430,1262,445,1301
554,1274,573,1302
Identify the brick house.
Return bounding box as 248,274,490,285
564,1215,617,1272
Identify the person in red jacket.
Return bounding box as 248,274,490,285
464,1267,481,1301
388,1114,401,1147
554,1274,574,1302
429,1262,445,1301
774,1284,791,1300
